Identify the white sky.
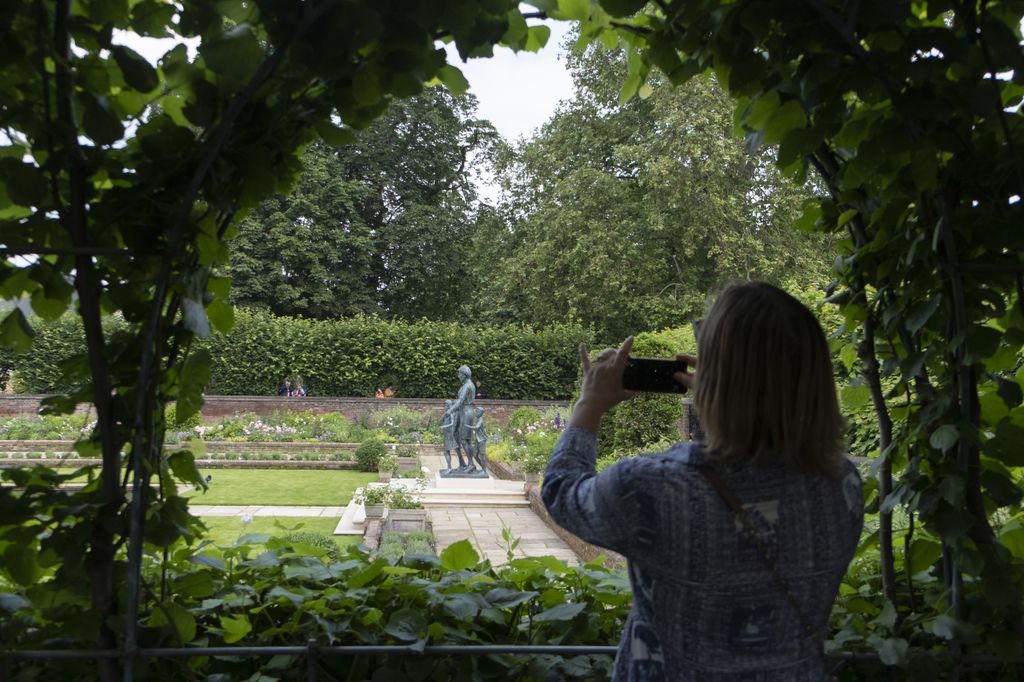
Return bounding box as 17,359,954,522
445,21,575,143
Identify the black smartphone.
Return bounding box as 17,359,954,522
622,357,689,394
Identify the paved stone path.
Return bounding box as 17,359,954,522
418,453,578,565
429,506,578,565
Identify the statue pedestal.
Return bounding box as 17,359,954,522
435,471,496,488
439,467,489,480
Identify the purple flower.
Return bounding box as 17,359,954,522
554,412,562,429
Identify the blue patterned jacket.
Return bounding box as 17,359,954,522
542,428,863,681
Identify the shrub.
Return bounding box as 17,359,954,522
377,452,398,472
355,485,388,505
506,406,541,442
354,438,387,471
596,332,683,457
378,530,434,558
282,531,342,562
385,487,422,510
373,405,433,437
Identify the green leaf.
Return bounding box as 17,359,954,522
352,68,381,105
599,0,647,17
763,100,807,145
219,613,252,643
929,424,959,451
199,24,263,91
840,383,871,411
437,65,470,96
150,602,197,643
793,199,822,232
30,287,69,321
533,602,586,622
907,537,942,574
870,635,908,666
207,298,235,335
169,449,207,489
1,546,42,586
0,309,36,353
82,96,125,146
555,0,591,20
524,25,551,52
439,539,480,570
0,158,46,207
839,343,857,371
112,46,159,92
189,554,226,572
383,608,426,641
177,348,211,423
486,587,538,608
347,557,387,588
315,123,356,146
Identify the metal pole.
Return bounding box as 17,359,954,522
306,640,317,681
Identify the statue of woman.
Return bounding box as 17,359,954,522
450,365,477,471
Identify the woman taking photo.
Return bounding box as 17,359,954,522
543,282,864,681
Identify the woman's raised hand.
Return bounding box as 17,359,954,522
576,336,636,416
673,353,697,391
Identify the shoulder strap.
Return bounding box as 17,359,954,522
696,465,828,665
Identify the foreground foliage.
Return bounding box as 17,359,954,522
2,535,630,681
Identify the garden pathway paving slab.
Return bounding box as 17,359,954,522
192,505,345,517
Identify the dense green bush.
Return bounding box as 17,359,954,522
597,332,684,457
505,406,542,442
6,310,590,399
378,530,434,558
281,531,342,562
353,438,388,472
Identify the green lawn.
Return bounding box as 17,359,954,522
185,469,377,506
200,515,363,548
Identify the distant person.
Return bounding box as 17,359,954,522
292,383,307,397
278,378,292,397
383,385,395,399
475,379,487,399
543,282,863,680
375,387,385,399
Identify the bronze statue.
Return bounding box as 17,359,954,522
440,365,488,478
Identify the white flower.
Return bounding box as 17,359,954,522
241,513,253,525
421,466,430,474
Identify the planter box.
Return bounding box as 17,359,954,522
385,509,429,533
364,503,386,519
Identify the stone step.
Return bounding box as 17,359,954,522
421,498,530,508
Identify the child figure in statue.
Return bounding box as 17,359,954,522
440,400,466,472
469,406,488,474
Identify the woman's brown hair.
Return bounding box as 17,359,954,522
694,282,844,477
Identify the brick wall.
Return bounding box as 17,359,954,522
0,395,570,426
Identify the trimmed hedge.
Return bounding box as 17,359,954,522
1,310,592,400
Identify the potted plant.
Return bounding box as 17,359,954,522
356,486,388,519
377,452,398,482
384,487,428,530
519,448,547,487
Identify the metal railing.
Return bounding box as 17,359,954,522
3,643,1022,681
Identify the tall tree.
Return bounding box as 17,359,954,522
470,43,830,341
229,89,496,320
